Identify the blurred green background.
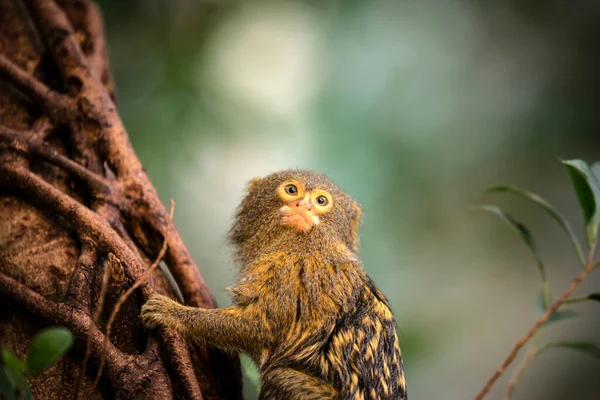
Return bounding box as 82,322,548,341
96,1,600,398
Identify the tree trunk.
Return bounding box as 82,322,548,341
0,0,243,398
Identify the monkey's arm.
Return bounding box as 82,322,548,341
141,295,258,353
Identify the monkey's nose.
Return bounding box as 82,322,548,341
292,200,311,210
292,194,312,210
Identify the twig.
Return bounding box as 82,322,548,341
0,125,113,196
0,54,75,121
0,272,124,373
86,200,175,396
75,254,112,399
29,115,53,142
504,346,535,400
64,243,97,310
474,257,600,400
1,165,146,280
23,0,91,89
84,2,116,97
0,272,178,398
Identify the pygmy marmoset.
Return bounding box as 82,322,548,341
141,170,407,399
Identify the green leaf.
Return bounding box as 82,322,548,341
589,293,600,302
563,160,597,223
536,341,600,360
0,351,28,400
25,327,73,376
483,185,585,265
477,206,547,301
0,351,26,388
590,162,600,188
0,365,17,400
565,292,600,304
547,309,578,325
20,383,32,400
1,351,25,378
537,293,578,326
562,159,599,247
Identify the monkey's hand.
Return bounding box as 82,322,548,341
142,295,260,353
141,294,185,331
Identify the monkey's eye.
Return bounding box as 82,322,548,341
284,184,298,195
278,181,303,200
311,191,333,212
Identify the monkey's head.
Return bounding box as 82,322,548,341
229,170,362,262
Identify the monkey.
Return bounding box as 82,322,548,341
141,170,407,400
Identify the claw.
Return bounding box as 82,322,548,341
140,295,174,329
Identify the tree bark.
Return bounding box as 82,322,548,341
0,0,243,399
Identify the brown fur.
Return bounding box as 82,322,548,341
141,170,407,399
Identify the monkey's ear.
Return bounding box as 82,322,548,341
349,202,362,251
247,177,262,192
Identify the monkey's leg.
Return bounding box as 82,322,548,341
259,368,337,400
141,295,255,353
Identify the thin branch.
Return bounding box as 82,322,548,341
129,203,217,308
474,258,600,400
0,272,125,374
0,272,173,398
30,116,53,141
23,0,135,176
165,232,217,308
84,2,116,97
87,200,176,396
76,254,112,399
1,165,202,399
504,346,535,400
564,295,596,304
64,242,96,311
24,0,92,90
0,54,75,121
0,123,143,262
1,84,209,400
0,164,147,282
35,142,111,193
0,125,113,195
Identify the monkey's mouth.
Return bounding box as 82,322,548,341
280,205,319,232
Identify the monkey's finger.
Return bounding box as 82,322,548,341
140,312,160,329
142,295,174,312
140,295,174,328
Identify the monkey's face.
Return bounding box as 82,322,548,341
229,170,362,258
277,179,333,232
